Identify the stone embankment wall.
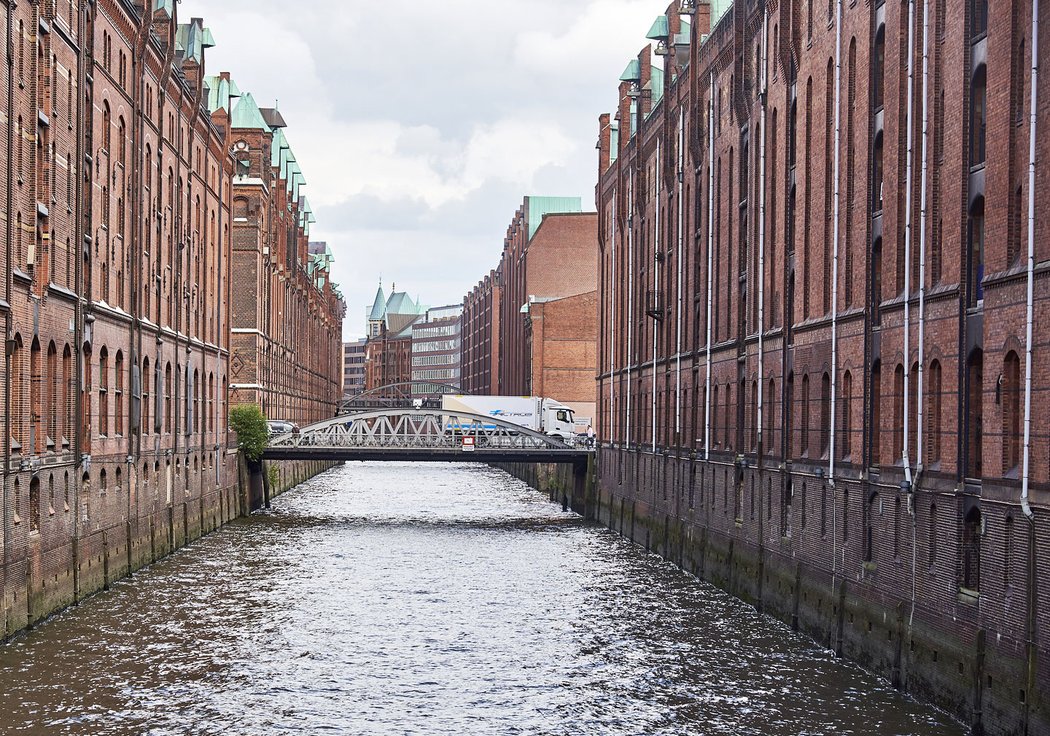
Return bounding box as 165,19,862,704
1,457,338,641
499,456,1047,736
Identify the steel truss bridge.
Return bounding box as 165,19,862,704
262,408,590,466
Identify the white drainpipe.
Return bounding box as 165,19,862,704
653,143,661,453
610,186,618,443
676,106,685,437
916,0,930,481
1021,0,1039,520
704,73,715,461
901,0,916,485
828,0,843,484
627,172,635,447
758,8,768,460
909,0,931,629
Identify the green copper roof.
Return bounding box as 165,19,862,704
230,93,271,132
620,59,641,82
711,1,733,30
153,0,173,19
646,15,669,40
270,128,289,168
647,66,665,107
204,75,240,114
525,196,583,241
369,285,387,321
175,21,215,65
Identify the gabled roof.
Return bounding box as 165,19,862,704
385,292,419,316
230,93,271,132
204,75,241,114
368,285,387,321
175,19,215,65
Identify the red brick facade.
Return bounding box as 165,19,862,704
364,334,412,391
526,290,599,423
461,269,500,395
461,199,599,409
225,97,344,425
596,1,1049,732
1,2,341,638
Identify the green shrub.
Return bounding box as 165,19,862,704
229,404,268,462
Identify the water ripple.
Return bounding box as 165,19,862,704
0,462,963,735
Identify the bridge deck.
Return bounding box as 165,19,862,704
262,446,591,465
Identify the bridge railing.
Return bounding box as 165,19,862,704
269,409,576,452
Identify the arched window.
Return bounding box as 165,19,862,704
841,371,853,459
970,65,987,167
193,368,201,435
118,116,126,168
115,351,124,436
928,360,942,463
967,349,984,478
29,477,40,532
786,372,796,456
820,372,831,455
893,364,904,462
845,39,856,308
765,378,775,452
724,382,732,450
47,342,58,445
98,348,109,436
165,362,172,434
30,339,42,452
962,507,982,591
102,101,111,153
873,26,886,110
142,358,151,435
62,345,72,447
1002,351,1021,473
750,380,758,452
208,373,215,433
801,374,811,455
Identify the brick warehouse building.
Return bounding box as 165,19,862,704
224,91,345,425
461,269,501,395
594,1,1049,733
461,197,599,420
0,2,342,639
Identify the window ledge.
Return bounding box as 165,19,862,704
958,587,980,604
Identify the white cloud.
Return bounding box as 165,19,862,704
180,0,667,337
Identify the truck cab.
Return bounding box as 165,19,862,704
540,400,576,444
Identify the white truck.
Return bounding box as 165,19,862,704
441,395,577,444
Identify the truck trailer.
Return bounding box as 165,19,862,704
441,395,577,444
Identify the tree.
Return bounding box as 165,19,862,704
229,404,268,462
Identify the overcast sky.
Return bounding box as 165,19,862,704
180,0,660,339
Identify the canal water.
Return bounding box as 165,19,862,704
0,462,963,735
